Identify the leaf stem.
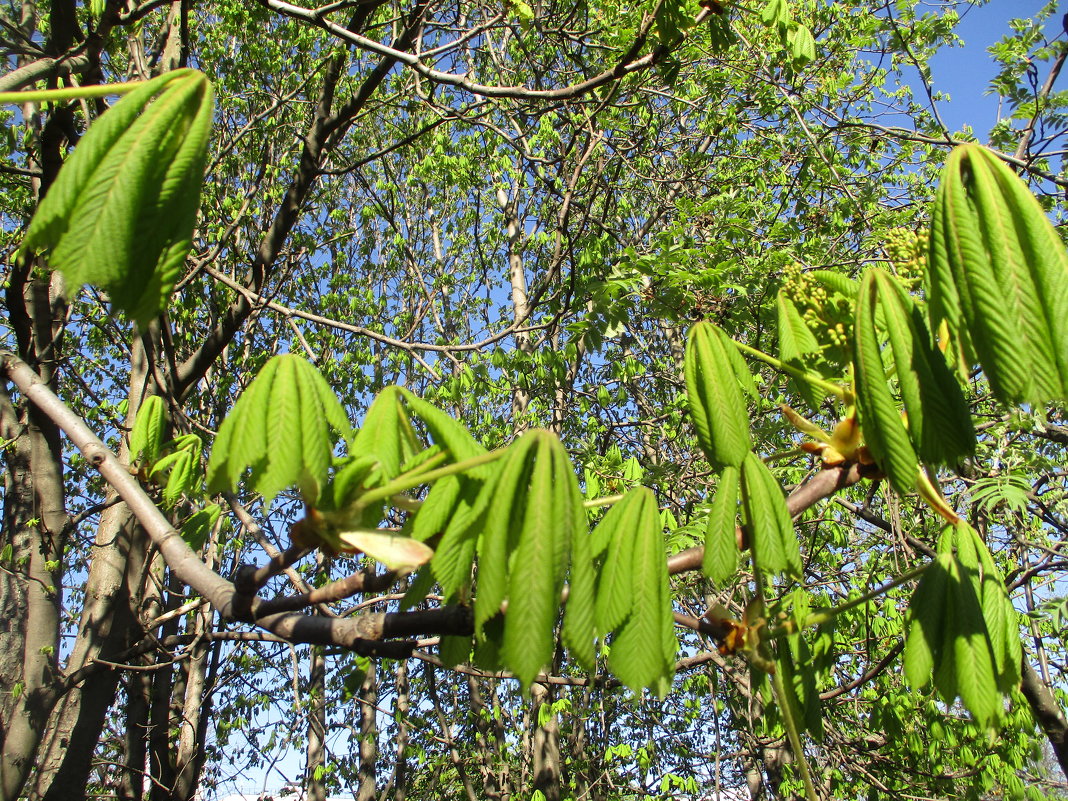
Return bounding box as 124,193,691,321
767,561,931,638
582,493,624,509
732,340,849,402
0,82,147,105
353,448,505,510
768,662,820,801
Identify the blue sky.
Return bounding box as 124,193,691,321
928,0,1064,133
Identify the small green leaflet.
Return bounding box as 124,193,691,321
206,354,353,508
19,69,214,328
740,453,802,580
852,270,920,495
350,387,416,482
600,488,678,694
776,290,824,411
903,522,1021,729
149,433,203,508
180,504,222,550
927,144,1068,405
684,322,752,470
398,389,493,479
129,395,167,467
703,465,739,585
862,269,975,467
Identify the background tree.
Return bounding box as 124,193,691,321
1,0,1067,800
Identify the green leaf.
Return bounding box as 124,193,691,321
179,504,221,550
20,70,214,328
399,567,435,612
788,23,816,66
607,487,676,694
809,270,860,299
961,522,1021,692
351,387,414,481
593,490,643,633
852,270,920,494
777,289,824,410
558,442,595,672
904,554,951,689
206,354,353,508
399,389,493,478
759,0,790,27
740,453,801,579
703,466,739,585
947,552,1001,728
684,322,751,470
872,270,975,466
927,144,1068,405
473,432,539,634
432,477,490,598
410,474,463,543
129,395,167,466
503,434,561,687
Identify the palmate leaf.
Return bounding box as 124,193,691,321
928,144,1068,405
904,523,1018,729
19,69,213,328
206,354,352,507
684,322,751,470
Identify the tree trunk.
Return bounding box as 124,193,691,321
530,683,561,801
306,646,326,801
356,660,378,801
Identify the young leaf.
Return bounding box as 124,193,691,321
558,442,596,672
853,270,920,494
179,504,222,551
503,434,561,687
431,477,491,598
927,144,1068,405
684,322,751,470
129,395,167,466
872,270,975,465
777,289,824,410
399,389,493,479
904,554,951,689
473,433,537,634
351,387,414,481
607,487,677,693
740,453,802,580
703,466,739,585
206,354,352,508
593,489,643,634
19,69,214,328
